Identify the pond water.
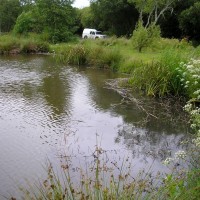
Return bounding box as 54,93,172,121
0,55,190,198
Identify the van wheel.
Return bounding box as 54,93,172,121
95,37,99,39
84,36,88,39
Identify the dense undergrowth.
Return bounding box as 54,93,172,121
1,34,200,199
0,34,50,54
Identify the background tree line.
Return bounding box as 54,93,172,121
0,0,200,43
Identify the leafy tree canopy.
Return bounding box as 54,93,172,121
179,2,200,41
128,0,180,27
14,0,77,43
90,0,139,36
0,0,22,32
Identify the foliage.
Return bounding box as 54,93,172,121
53,44,88,65
179,2,200,41
78,7,95,29
0,0,22,33
0,34,50,54
128,61,172,96
128,0,179,27
127,46,193,96
13,0,77,43
36,0,77,43
90,0,139,36
131,21,161,52
13,10,42,35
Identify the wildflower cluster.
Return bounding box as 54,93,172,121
163,150,187,166
178,59,200,148
176,59,200,98
163,59,200,167
192,129,200,147
174,150,187,160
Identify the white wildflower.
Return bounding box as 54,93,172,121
192,74,199,78
185,81,190,85
180,78,184,82
184,103,192,112
187,65,193,70
191,109,199,115
163,157,174,165
192,137,200,147
193,90,200,95
174,150,186,160
191,123,197,129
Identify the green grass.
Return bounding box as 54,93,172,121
1,33,199,99
0,34,50,54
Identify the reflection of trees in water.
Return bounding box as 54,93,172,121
115,124,191,163
78,68,123,110
38,56,72,117
80,67,189,134
42,75,66,115
78,67,191,164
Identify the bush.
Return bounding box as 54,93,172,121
128,61,172,96
131,22,161,52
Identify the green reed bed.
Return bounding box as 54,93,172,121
52,37,200,98
0,34,50,54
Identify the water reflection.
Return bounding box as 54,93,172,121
0,55,190,198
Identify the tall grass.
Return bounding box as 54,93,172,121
0,34,50,54
10,142,200,200
9,144,159,200
51,36,200,98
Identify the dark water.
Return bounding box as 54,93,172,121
0,55,190,198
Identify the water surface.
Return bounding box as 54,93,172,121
0,55,190,198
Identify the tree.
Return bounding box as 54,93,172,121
128,0,180,27
158,0,198,38
36,0,76,43
79,7,94,29
0,0,22,33
13,9,43,34
90,0,139,36
179,2,200,41
13,0,77,43
131,21,160,52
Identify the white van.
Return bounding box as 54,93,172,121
82,28,106,39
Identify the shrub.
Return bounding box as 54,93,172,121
128,61,172,96
131,22,161,52
68,44,88,65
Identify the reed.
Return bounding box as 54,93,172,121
0,34,50,54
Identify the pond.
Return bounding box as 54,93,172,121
0,55,190,198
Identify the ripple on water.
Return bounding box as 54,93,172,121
0,56,191,198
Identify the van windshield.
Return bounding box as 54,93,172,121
96,31,102,35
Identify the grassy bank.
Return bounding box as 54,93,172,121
52,37,200,98
0,34,50,54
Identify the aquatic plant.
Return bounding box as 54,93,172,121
10,143,162,200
